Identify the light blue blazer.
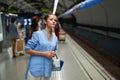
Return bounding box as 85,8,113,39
25,30,58,78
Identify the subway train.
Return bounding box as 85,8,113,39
59,0,120,55
0,0,120,80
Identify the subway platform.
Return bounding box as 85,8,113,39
0,34,116,80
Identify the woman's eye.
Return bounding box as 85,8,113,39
49,19,53,21
53,19,56,21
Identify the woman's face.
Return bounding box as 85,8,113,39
45,15,57,29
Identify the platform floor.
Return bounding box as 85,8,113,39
0,35,116,80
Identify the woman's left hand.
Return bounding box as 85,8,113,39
51,51,56,57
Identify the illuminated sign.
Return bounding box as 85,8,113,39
41,8,51,13
8,9,17,14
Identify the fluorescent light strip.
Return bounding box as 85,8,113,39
53,0,59,15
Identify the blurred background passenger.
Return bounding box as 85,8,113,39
9,18,20,58
54,22,61,39
28,18,40,39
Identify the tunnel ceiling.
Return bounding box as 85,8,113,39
0,0,84,16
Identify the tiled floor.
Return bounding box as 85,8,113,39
0,35,116,80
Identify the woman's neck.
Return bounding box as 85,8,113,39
45,27,52,34
45,27,52,40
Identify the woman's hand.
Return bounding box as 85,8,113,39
44,51,56,58
51,51,56,57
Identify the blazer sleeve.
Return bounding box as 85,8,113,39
25,32,39,50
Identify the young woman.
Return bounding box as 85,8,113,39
25,14,58,80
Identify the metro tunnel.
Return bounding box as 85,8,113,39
0,0,120,80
